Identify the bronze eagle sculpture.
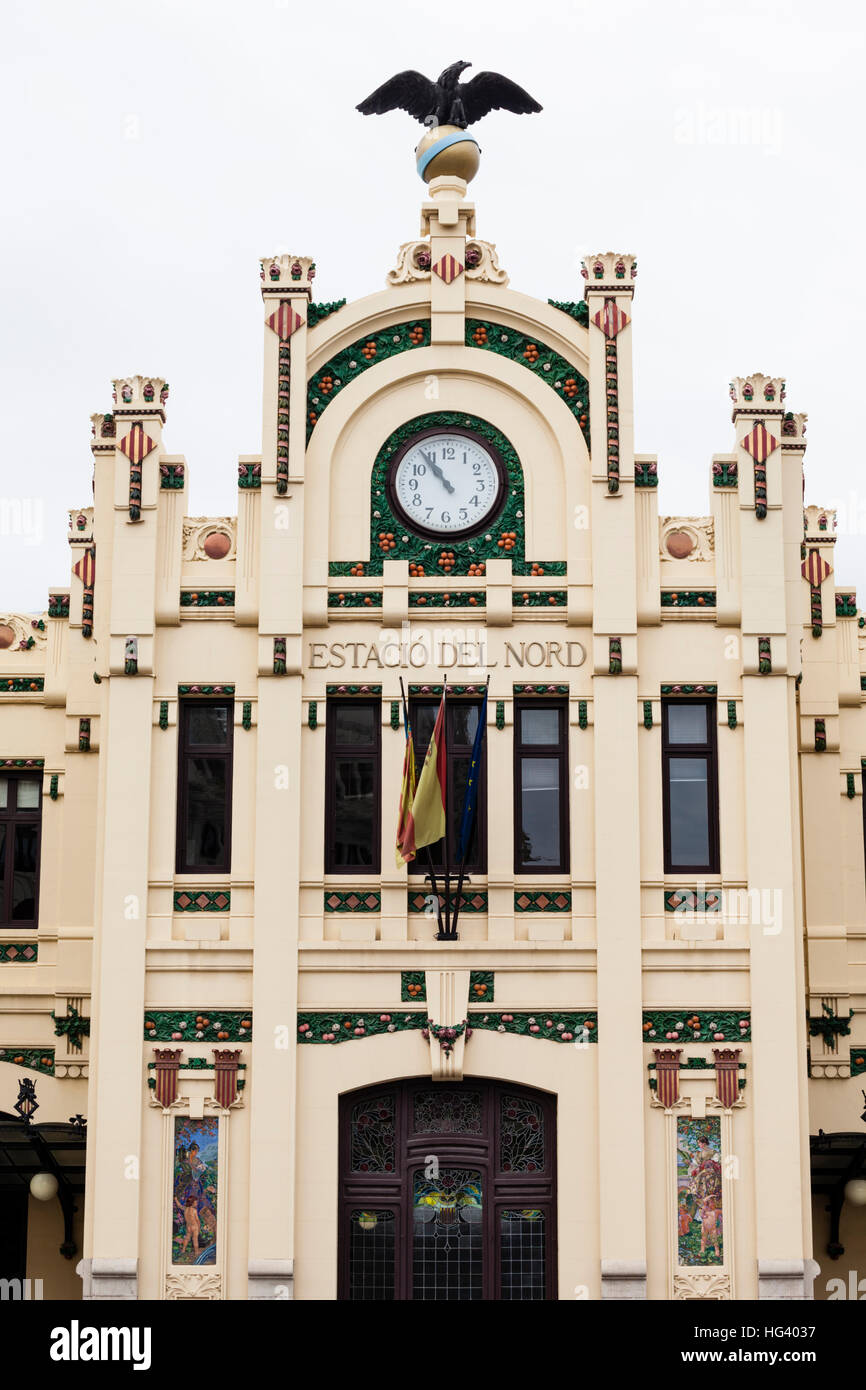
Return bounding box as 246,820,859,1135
356,60,541,129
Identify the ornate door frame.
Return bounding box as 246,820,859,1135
338,1077,557,1300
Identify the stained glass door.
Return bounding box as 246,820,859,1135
338,1080,556,1300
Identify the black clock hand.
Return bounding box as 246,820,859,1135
420,450,455,495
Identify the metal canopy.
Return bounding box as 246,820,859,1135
0,1116,87,1191
810,1130,866,1189
810,1129,866,1259
0,1112,87,1258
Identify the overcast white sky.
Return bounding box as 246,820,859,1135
2,0,864,611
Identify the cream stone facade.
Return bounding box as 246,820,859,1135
1,167,864,1303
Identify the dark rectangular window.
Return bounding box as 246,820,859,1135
514,702,569,873
326,700,381,874
0,774,42,925
176,700,233,873
662,699,719,873
408,700,486,874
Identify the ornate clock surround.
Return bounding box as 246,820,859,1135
366,410,527,575
385,424,508,542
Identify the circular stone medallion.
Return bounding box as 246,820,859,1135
203,532,232,559
665,530,695,559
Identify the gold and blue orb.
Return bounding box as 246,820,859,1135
415,124,481,183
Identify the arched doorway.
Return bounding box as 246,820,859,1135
338,1078,557,1300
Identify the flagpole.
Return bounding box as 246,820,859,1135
450,674,489,940
400,677,443,939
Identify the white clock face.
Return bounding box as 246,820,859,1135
391,432,503,537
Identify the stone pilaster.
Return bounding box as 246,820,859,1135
584,253,646,1298
731,375,811,1295
245,255,308,1297
83,375,167,1298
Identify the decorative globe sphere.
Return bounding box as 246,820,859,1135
844,1178,866,1207
415,124,481,184
30,1170,59,1202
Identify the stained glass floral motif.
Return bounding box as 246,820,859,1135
413,1089,482,1135
676,1116,723,1266
500,1094,545,1172
350,1094,396,1173
413,1168,483,1301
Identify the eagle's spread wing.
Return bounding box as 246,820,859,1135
460,71,542,123
356,70,437,121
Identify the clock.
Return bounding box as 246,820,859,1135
387,428,507,540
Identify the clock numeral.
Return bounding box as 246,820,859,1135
472,461,481,473
412,463,427,476
443,446,455,460
411,495,421,506
424,508,433,520
470,495,479,506
441,511,451,524
459,508,468,522
407,478,418,491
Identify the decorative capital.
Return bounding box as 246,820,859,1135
260,253,315,294
111,375,168,417
804,505,835,543
729,373,785,417
780,411,808,446
68,507,94,540
89,413,116,450
580,252,636,293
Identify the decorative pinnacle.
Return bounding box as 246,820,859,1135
728,374,785,417
804,505,835,542
260,255,316,292
111,376,169,412
581,253,637,291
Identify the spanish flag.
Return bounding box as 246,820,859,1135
401,694,447,862
395,707,417,868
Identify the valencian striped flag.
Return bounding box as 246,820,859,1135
402,693,447,859
395,704,417,867
456,686,488,862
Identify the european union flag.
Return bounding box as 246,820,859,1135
456,688,488,862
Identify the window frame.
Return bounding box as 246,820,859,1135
513,700,570,875
324,698,382,876
0,772,43,927
661,697,720,875
406,698,487,876
175,698,235,875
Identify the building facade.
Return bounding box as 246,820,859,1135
1,151,864,1302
